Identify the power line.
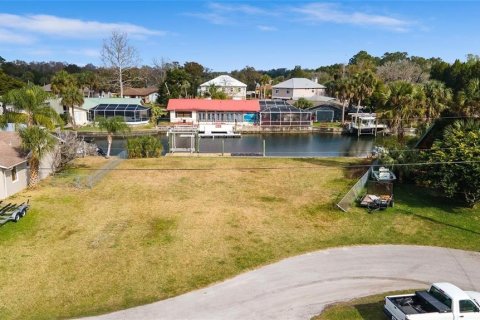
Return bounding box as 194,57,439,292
37,159,480,172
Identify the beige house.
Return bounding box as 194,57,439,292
0,132,28,200
272,78,327,101
198,75,247,100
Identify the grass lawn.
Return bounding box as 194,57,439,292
0,157,479,319
75,123,156,132
312,290,417,320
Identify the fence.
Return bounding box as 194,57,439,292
336,161,377,212
73,151,127,189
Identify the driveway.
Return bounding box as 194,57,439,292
83,245,480,320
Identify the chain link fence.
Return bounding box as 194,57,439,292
73,151,127,189
336,161,377,212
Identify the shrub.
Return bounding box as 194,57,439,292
127,136,163,158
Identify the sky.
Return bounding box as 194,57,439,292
1,1,480,71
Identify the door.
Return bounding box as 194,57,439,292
457,300,480,319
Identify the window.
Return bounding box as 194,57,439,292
286,90,290,94
176,111,192,118
460,300,479,313
429,286,452,309
11,166,18,182
275,89,279,94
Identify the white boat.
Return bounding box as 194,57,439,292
347,113,388,135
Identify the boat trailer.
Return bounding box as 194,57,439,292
0,200,30,226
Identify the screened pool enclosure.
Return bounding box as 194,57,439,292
88,104,151,124
259,100,312,127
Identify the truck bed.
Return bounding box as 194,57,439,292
388,291,451,315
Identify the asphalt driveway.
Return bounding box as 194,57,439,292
82,245,480,320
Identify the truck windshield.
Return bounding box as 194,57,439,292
429,286,452,309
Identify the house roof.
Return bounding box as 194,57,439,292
0,132,27,169
167,99,259,112
259,100,311,113
42,84,52,92
200,75,247,88
122,87,158,97
273,78,326,89
81,98,143,110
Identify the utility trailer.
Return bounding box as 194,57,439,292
0,200,30,226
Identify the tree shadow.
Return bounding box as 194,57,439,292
354,301,386,320
394,184,467,213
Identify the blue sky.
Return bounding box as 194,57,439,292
1,1,479,71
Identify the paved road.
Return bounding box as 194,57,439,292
83,245,480,320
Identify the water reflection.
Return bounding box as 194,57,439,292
92,133,376,157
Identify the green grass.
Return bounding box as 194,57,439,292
75,123,156,132
0,157,478,319
312,290,418,320
312,122,343,128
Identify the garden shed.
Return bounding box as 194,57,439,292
88,104,151,124
259,100,312,127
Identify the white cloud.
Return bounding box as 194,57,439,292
0,28,35,44
185,12,232,25
0,13,166,39
293,3,412,32
186,2,279,25
208,2,272,16
257,25,277,32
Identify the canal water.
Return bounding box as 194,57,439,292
93,133,377,157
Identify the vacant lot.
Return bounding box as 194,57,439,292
0,157,478,319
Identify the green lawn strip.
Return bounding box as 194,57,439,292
312,290,419,320
0,157,478,319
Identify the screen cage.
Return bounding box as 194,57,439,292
259,100,312,126
89,104,151,123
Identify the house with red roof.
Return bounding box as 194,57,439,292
167,99,260,126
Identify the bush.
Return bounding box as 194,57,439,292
127,136,163,158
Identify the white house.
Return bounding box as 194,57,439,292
198,75,247,100
272,78,327,101
0,132,28,200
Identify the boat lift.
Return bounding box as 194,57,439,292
347,113,388,137
0,200,30,226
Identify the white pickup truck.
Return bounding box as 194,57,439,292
384,283,480,320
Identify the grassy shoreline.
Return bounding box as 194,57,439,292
0,157,478,319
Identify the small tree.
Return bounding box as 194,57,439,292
101,31,140,98
97,116,130,158
127,136,162,158
421,120,480,207
294,98,313,109
19,126,56,187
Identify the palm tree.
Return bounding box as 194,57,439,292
424,80,452,123
18,126,56,187
352,71,377,113
332,78,353,124
3,84,62,129
456,78,480,117
97,116,130,158
61,85,84,129
382,81,414,138
51,70,76,96
259,74,271,99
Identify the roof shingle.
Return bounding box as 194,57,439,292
0,132,27,169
